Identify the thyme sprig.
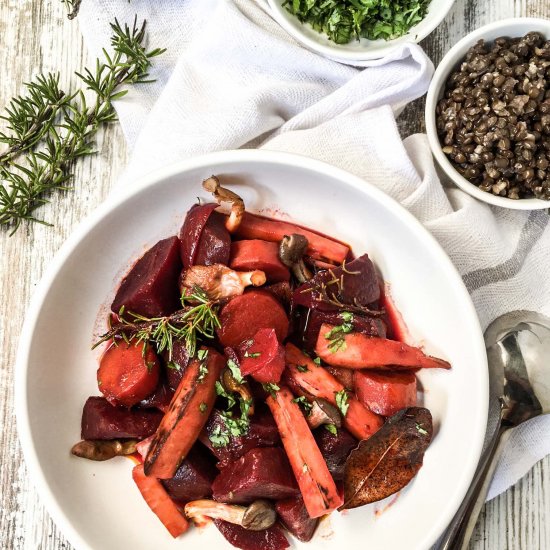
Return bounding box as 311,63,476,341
93,287,221,359
0,17,165,234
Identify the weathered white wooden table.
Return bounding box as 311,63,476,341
1,1,549,549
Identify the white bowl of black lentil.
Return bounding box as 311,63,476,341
425,18,550,209
267,0,456,63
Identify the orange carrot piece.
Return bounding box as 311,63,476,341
144,347,224,479
267,387,343,518
285,343,383,440
315,324,451,370
234,212,349,263
132,464,189,538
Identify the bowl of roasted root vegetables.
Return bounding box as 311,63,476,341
16,150,488,550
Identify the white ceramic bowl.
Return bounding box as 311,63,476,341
16,150,488,550
267,0,455,63
425,18,550,210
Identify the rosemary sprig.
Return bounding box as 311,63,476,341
93,287,221,359
0,17,165,234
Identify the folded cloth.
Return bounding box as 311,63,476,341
78,0,550,501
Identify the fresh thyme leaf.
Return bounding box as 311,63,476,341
227,359,244,384
244,351,261,358
325,423,338,435
93,286,220,360
335,389,350,417
293,396,313,415
263,383,280,398
282,0,431,44
296,364,309,373
0,17,166,234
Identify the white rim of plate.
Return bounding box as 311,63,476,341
15,149,488,550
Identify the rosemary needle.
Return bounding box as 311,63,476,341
0,17,166,235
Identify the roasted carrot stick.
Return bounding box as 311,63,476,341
132,464,189,538
234,212,350,264
144,347,224,479
315,324,451,370
285,343,382,440
267,387,343,518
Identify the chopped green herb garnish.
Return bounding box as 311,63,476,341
166,361,181,371
244,351,261,358
215,381,237,409
293,396,313,415
199,402,208,414
335,389,350,417
325,312,354,353
197,350,209,383
282,0,431,45
302,463,309,473
197,349,208,361
145,360,156,373
296,364,309,373
313,357,322,365
263,383,280,398
325,423,338,435
416,423,428,436
227,358,244,384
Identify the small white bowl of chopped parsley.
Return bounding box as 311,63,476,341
268,0,455,63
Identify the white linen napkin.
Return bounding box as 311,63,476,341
78,0,550,501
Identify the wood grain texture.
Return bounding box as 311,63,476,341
0,0,548,549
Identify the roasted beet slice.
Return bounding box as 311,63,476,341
293,254,380,311
111,236,182,318
238,328,286,384
315,427,358,481
200,407,280,469
262,282,292,310
138,376,174,412
162,340,191,391
161,445,217,502
217,290,289,348
230,240,290,283
81,397,162,440
212,447,298,503
276,496,318,542
214,519,289,550
179,203,218,268
195,211,231,266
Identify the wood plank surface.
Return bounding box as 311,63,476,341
0,0,548,549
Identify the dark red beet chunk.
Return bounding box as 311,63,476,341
162,340,191,391
195,211,231,266
214,519,289,550
314,427,358,481
293,254,380,311
179,203,218,268
217,290,289,348
161,445,217,502
276,496,319,542
81,397,162,440
212,447,298,503
262,282,292,310
200,407,280,469
138,376,174,412
111,236,182,318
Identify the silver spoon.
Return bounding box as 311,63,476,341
438,310,550,550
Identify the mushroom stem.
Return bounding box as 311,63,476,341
279,234,313,283
71,439,138,461
238,269,266,287
185,499,277,531
306,399,342,430
202,176,245,233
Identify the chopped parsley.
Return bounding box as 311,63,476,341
215,381,237,409
244,351,261,358
313,357,322,365
166,361,181,371
302,463,309,473
262,383,280,398
293,396,313,415
296,364,309,373
335,389,350,417
145,360,156,373
197,349,209,382
325,312,354,353
325,423,338,435
227,358,244,384
209,404,251,448
199,402,208,414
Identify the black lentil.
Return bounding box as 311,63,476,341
436,32,550,200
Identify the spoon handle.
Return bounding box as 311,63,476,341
438,421,511,550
